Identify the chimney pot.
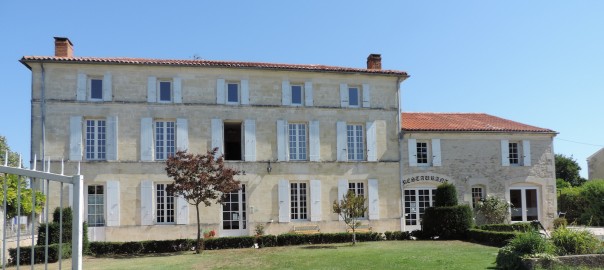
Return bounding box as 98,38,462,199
367,54,382,70
54,37,74,57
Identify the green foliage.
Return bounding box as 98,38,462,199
551,227,601,255
37,207,89,254
553,217,567,229
496,231,555,270
557,187,587,224
478,222,533,232
422,205,473,239
90,239,193,255
558,180,604,225
384,231,411,240
8,243,71,265
0,174,46,219
555,154,586,187
556,178,571,189
332,190,368,244
467,229,519,247
434,183,458,207
474,196,511,225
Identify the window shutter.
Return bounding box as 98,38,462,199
340,83,349,107
106,180,120,226
140,118,153,161
216,79,225,104
140,180,154,226
366,121,377,161
337,179,348,221
147,76,157,103
211,119,224,157
336,121,348,161
368,179,379,220
523,140,531,166
241,79,249,105
305,81,313,106
277,120,288,161
278,179,290,223
244,119,256,161
76,73,86,101
432,139,442,166
176,195,189,225
176,118,188,151
106,116,118,161
282,80,291,106
362,83,370,108
408,138,417,167
310,180,321,221
69,116,82,161
103,72,112,101
501,140,510,166
309,121,320,162
173,77,182,103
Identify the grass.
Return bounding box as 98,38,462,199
6,240,499,270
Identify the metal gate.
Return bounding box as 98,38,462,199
0,153,83,270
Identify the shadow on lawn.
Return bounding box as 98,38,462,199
300,243,356,250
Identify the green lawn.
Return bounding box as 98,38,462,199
8,240,499,270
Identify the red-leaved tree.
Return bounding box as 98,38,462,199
165,148,240,253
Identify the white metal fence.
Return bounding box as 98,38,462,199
0,154,83,270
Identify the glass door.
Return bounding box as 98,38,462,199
510,187,539,222
221,185,247,236
404,188,436,231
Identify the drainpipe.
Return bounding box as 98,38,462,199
395,76,405,232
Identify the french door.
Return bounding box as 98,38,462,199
510,187,539,222
404,188,436,231
221,185,247,236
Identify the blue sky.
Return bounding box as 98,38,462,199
1,1,602,177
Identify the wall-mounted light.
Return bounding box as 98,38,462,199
267,160,272,174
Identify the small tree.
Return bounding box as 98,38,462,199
332,190,367,245
474,196,511,225
165,148,240,254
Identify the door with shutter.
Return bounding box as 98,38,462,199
221,185,247,236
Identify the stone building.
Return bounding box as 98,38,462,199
20,37,408,241
587,148,604,180
401,113,557,230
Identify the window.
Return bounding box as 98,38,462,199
89,78,103,100
156,183,175,223
227,82,239,104
510,187,539,222
348,86,360,107
87,185,105,227
509,142,520,165
416,141,429,165
289,123,307,160
222,185,246,231
291,85,303,105
155,121,175,160
224,122,242,160
404,188,436,226
158,80,172,102
290,182,308,220
349,182,366,218
347,124,365,161
471,187,485,208
85,119,106,160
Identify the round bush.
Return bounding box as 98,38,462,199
434,183,458,207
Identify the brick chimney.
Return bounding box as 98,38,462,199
54,37,73,57
367,54,382,70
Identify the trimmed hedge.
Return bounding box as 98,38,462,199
384,231,411,240
8,244,71,265
90,239,194,255
467,229,519,247
478,223,533,232
434,183,458,207
422,205,473,239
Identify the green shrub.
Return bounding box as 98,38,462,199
422,205,473,239
550,227,601,255
479,223,533,232
467,229,519,247
495,245,524,270
578,180,604,226
553,217,567,229
256,235,278,248
474,196,510,225
384,231,410,240
557,187,586,224
434,183,458,207
496,231,555,270
204,236,255,250
90,239,194,256
37,207,90,254
9,244,71,265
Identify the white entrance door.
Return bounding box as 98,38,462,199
221,185,247,236
510,187,539,222
403,188,436,231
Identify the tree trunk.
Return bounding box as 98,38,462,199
352,230,357,245
195,204,203,254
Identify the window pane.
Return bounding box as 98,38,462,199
510,189,523,221
159,81,171,101
291,85,302,105
228,83,239,102
349,87,359,106
90,79,103,99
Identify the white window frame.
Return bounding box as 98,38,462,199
347,124,365,161
156,183,175,224
509,186,540,223
290,182,308,221
154,120,176,161
85,119,106,160
157,80,173,103
509,141,521,165
348,86,360,108
471,186,485,208
291,84,304,106
226,82,240,104
88,77,103,101
288,123,308,161
416,141,430,166
87,185,105,227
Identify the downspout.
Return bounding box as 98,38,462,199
395,75,405,232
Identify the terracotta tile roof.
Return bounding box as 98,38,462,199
402,113,556,133
20,56,408,76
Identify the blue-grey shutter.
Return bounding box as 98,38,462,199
176,118,188,151
216,79,225,104
337,179,348,221
69,116,82,161
340,83,349,107
277,120,288,161
147,76,157,102
408,138,417,167
309,121,320,162
366,121,377,162
278,179,290,223
305,81,313,106
103,72,112,101
106,180,120,226
106,116,118,161
336,121,347,161
501,140,510,166
368,179,379,220
176,195,189,225
282,80,291,106
310,180,321,221
432,139,441,166
211,119,224,157
140,180,154,225
173,77,182,103
241,79,249,105
362,83,370,108
523,140,531,166
140,118,153,161
244,119,256,161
